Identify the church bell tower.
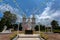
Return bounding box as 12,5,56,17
31,14,36,30
22,13,26,30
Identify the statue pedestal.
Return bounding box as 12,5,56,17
25,30,33,34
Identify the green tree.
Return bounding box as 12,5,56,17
1,11,17,29
40,25,45,31
0,17,6,32
19,23,22,31
13,24,18,30
0,20,4,32
35,25,39,31
13,23,22,31
3,11,17,24
51,20,59,29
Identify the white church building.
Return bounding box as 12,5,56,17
22,14,36,31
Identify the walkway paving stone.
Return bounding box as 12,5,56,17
17,34,43,40
17,38,40,40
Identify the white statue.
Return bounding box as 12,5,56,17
2,25,7,32
1,25,12,33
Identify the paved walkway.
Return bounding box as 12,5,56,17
17,34,44,40
17,38,40,40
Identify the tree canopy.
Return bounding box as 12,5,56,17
0,11,17,29
51,20,59,28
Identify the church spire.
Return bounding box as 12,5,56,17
32,13,35,18
31,13,36,25
22,13,26,23
23,13,26,18
32,13,35,21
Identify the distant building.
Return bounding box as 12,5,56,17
22,13,36,31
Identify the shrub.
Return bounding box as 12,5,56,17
53,29,60,33
40,32,48,40
0,25,4,32
0,26,3,32
9,32,17,40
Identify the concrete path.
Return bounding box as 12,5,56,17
17,34,44,40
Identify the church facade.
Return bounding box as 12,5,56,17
22,14,36,31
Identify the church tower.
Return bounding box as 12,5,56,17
22,13,26,23
31,14,36,30
22,13,26,30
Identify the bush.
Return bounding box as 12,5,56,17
53,29,60,33
9,32,17,40
35,25,39,31
40,32,48,40
0,26,4,32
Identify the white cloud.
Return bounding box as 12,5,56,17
0,4,22,23
0,4,13,12
0,2,60,26
51,11,60,18
40,8,51,19
35,2,60,26
16,14,22,23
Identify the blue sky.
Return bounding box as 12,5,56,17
0,0,60,26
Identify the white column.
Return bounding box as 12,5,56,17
39,24,40,34
17,23,19,36
51,27,53,33
18,23,20,34
45,27,46,33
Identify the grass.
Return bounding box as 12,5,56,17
9,31,48,40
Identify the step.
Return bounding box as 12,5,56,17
18,34,40,38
